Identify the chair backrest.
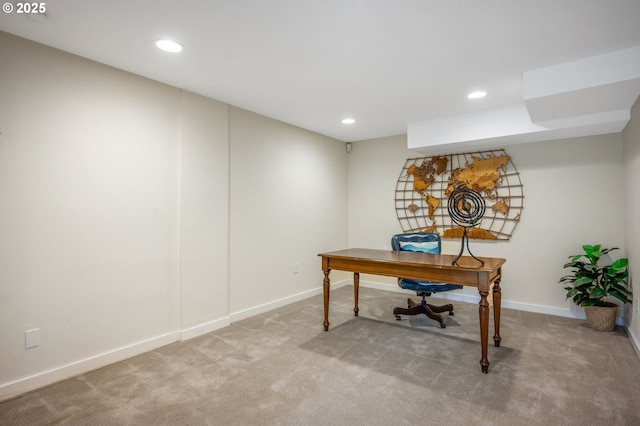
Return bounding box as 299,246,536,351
391,232,441,254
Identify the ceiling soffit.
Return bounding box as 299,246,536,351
408,46,640,154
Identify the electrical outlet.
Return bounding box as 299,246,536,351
293,263,299,274
25,328,40,349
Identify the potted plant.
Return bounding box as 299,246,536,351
559,244,632,331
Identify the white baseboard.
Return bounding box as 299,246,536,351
3,277,630,402
0,331,179,402
626,327,640,359
180,317,231,341
229,280,350,322
1,281,353,402
358,280,628,324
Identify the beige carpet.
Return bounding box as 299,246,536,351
1,286,640,425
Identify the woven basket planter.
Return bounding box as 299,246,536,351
584,303,618,331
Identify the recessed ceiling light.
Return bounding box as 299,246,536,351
341,118,356,124
467,91,487,99
155,39,184,53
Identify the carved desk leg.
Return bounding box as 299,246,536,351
353,272,360,317
323,269,331,331
493,276,502,347
479,290,490,374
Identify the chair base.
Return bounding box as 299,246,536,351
393,298,454,328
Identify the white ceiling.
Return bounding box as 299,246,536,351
2,0,640,142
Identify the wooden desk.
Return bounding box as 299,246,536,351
318,248,506,373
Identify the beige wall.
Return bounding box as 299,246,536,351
0,32,348,399
228,107,348,318
348,133,626,318
0,33,183,393
623,97,640,353
179,92,230,335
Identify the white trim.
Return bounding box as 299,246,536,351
0,280,352,402
180,317,230,341
2,278,632,402
0,331,179,402
358,280,629,324
229,279,350,322
626,327,640,360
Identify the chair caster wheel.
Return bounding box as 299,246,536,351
440,323,446,328
395,315,402,321
449,311,454,316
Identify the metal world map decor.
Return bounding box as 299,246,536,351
395,149,524,241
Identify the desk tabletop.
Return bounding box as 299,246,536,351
318,248,506,272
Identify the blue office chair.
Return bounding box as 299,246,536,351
391,232,463,328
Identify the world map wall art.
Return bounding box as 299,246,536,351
395,149,524,241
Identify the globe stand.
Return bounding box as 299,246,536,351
452,226,484,266
447,187,486,267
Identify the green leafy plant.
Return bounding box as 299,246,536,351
559,245,632,307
